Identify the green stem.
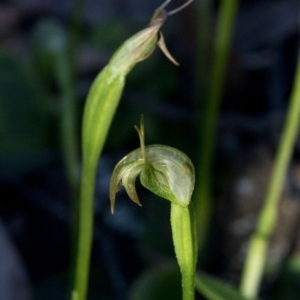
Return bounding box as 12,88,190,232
240,50,300,299
72,161,96,300
194,0,239,257
171,203,197,300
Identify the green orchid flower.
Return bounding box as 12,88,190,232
110,115,195,213
110,116,197,300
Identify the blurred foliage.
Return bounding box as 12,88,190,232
31,19,68,83
0,53,50,172
129,263,182,300
0,55,48,153
90,19,134,52
267,255,300,300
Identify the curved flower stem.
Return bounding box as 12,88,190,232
240,50,300,298
171,203,197,300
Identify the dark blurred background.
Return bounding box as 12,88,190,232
0,0,300,299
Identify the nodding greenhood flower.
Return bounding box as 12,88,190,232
109,116,195,213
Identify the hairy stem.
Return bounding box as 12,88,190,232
171,203,197,300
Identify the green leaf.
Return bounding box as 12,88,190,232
195,272,256,300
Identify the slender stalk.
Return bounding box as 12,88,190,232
193,0,239,256
66,0,84,291
55,0,83,197
171,203,197,300
52,33,81,285
55,46,82,299
56,51,80,196
58,0,84,192
240,50,300,299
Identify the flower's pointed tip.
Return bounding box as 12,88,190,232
135,201,142,208
110,190,116,214
130,194,143,207
157,32,180,66
110,201,115,214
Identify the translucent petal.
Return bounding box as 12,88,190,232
109,148,144,213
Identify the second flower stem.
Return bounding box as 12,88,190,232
240,52,300,298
